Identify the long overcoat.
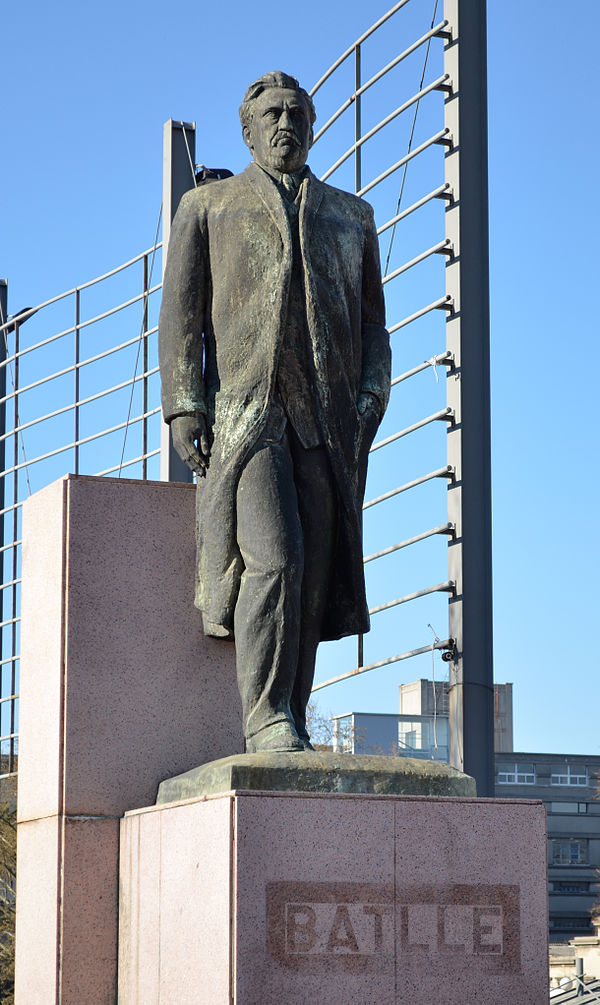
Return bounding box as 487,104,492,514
159,162,391,642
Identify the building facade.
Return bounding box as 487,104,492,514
496,750,600,941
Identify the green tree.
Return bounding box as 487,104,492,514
0,802,16,1004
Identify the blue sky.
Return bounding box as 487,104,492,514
2,0,599,756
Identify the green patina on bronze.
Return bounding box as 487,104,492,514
159,70,391,754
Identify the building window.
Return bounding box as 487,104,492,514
551,765,588,786
550,802,588,814
552,881,589,895
497,763,536,785
549,917,593,932
552,839,588,865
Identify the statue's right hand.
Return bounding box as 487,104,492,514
170,414,210,478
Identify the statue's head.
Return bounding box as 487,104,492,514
239,71,316,174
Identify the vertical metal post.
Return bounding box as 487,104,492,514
355,45,363,669
0,282,6,487
11,321,19,773
0,282,6,753
160,119,197,482
142,253,149,480
74,289,80,475
444,0,494,796
576,957,584,995
355,45,362,194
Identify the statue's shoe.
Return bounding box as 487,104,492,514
246,722,304,754
297,733,315,751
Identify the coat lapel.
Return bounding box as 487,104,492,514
244,162,290,250
299,168,324,244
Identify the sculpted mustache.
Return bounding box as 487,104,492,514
272,131,301,147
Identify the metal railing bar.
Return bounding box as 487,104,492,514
77,327,159,370
382,239,451,285
0,538,21,554
0,693,18,704
313,23,447,144
363,465,453,510
0,366,160,445
312,638,453,692
0,656,18,668
320,73,449,179
0,328,159,406
566,974,600,1004
0,733,18,743
76,284,161,333
310,0,413,96
0,244,162,335
96,447,160,477
75,246,162,292
377,183,451,234
0,322,78,371
0,577,21,591
357,128,450,197
0,616,19,630
388,294,453,333
364,523,454,563
356,21,448,98
391,351,453,387
1,407,161,476
0,287,158,373
370,406,453,453
0,499,21,518
369,580,454,617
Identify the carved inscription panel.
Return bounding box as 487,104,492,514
267,882,520,975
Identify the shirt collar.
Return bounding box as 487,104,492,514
254,162,308,190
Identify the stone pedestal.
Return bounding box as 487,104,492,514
119,790,549,1004
14,475,242,1004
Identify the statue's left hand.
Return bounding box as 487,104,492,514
357,391,381,419
170,414,211,478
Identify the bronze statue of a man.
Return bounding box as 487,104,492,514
159,71,391,754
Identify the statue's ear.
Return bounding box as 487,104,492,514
242,124,253,151
308,125,314,150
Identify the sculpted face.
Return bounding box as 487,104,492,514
245,87,312,174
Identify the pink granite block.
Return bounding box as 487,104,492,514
119,798,233,1004
60,816,120,1004
16,474,242,1002
118,792,548,1004
392,796,549,1003
18,478,67,823
18,474,242,823
158,799,233,1003
233,791,396,1005
14,816,61,1004
15,814,119,1005
119,811,161,1005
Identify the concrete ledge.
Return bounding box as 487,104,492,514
156,751,476,802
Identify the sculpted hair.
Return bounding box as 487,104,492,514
239,71,316,135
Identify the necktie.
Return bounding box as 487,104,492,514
281,173,298,201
